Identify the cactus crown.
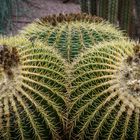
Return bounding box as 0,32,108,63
38,13,103,26
68,40,140,140
21,13,124,62
119,45,140,97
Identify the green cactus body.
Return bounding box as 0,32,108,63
118,0,132,34
21,13,124,62
98,0,109,19
0,37,67,140
88,0,97,15
80,0,133,35
80,0,89,13
108,0,118,24
69,40,140,140
98,0,119,24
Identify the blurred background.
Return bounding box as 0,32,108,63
0,0,139,40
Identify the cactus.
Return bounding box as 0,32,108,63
0,0,31,34
98,0,119,24
68,40,140,139
118,0,133,34
80,0,108,18
80,0,97,15
0,36,67,140
88,0,97,15
21,13,124,62
80,0,133,35
98,0,109,19
108,0,118,24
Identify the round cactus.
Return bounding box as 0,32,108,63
68,40,140,140
0,36,67,140
21,13,125,62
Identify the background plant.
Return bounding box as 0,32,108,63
80,0,133,36
0,0,31,34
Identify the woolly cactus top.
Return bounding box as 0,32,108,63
118,45,140,97
0,37,67,140
69,40,140,140
21,13,125,62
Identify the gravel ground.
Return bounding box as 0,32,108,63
10,0,80,34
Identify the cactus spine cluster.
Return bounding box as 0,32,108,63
21,13,124,62
68,40,140,140
0,37,67,140
88,0,97,16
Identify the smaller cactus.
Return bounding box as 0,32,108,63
0,36,68,140
21,13,125,62
68,40,140,140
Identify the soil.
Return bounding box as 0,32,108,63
10,0,80,34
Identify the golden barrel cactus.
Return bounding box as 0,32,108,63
69,40,140,140
0,37,67,140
